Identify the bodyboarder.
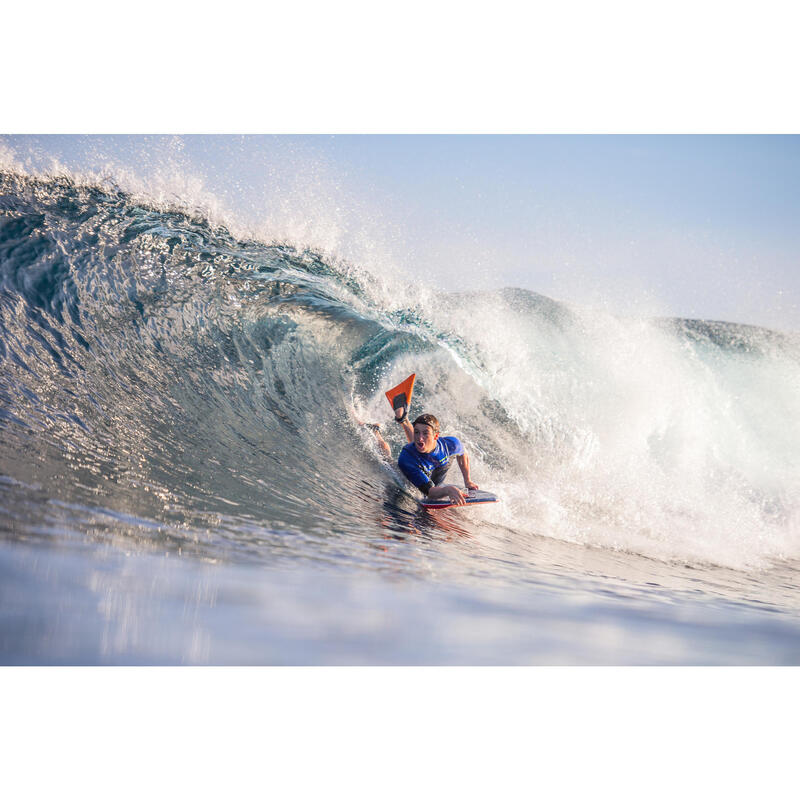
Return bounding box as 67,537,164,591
367,377,478,507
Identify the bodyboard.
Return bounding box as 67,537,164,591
420,489,499,510
385,373,416,414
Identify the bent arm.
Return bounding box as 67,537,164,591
456,453,478,490
370,428,392,460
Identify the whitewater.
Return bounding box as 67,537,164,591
1,167,799,664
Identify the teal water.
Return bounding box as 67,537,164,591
1,171,799,664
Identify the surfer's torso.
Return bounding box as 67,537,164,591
398,436,464,494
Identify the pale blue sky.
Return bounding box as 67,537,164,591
4,135,799,330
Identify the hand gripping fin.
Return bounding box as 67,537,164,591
384,373,416,415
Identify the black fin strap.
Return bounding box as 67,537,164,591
394,409,408,423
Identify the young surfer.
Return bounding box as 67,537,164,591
396,409,479,507
367,375,478,506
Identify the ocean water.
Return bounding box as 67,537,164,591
1,168,799,664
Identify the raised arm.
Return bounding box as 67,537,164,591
394,406,413,443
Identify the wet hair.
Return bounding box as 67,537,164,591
413,413,440,435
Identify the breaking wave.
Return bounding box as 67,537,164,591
2,169,799,571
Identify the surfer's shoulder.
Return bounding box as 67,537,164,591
439,435,464,455
398,441,418,462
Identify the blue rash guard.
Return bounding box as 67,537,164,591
397,436,464,495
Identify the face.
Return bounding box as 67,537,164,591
413,423,438,453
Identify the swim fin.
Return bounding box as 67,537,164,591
385,373,415,414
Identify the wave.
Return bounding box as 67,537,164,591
1,169,799,570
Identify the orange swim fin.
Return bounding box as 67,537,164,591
385,373,415,414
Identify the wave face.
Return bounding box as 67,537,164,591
2,170,800,581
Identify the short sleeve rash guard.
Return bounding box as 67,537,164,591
397,436,464,494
